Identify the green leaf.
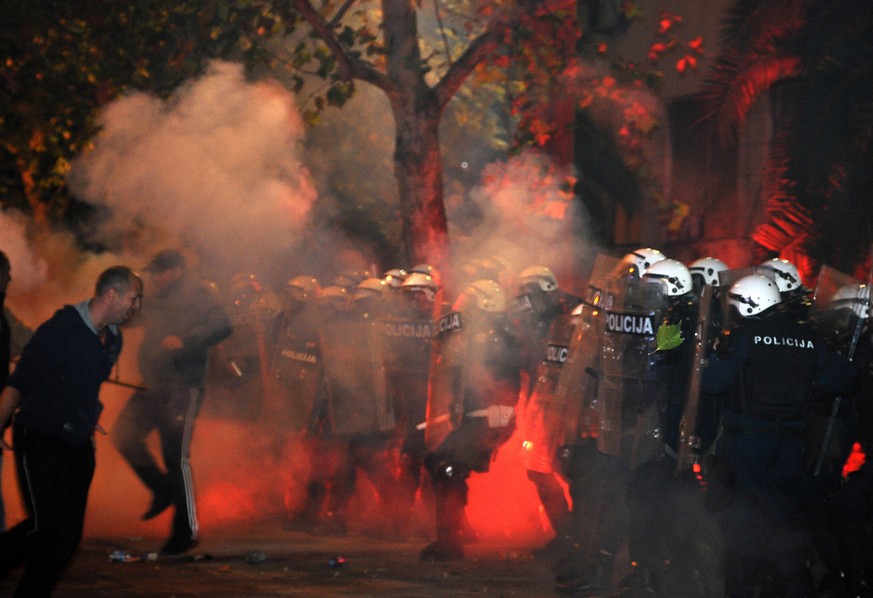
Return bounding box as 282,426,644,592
655,322,684,351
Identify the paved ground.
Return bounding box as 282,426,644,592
1,528,561,597
0,386,571,596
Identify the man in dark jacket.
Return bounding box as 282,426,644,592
703,273,855,597
112,249,231,555
0,265,142,597
0,250,33,532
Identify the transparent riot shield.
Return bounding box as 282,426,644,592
596,278,668,467
319,312,394,436
204,309,280,422
675,284,714,472
380,313,433,432
519,313,578,473
813,266,870,358
807,266,870,475
543,254,619,459
268,305,322,432
425,310,466,449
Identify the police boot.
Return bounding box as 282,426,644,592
554,550,612,595
420,466,467,562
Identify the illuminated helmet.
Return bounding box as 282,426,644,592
400,272,438,302
831,283,872,319
454,279,506,313
408,263,441,287
354,277,388,301
332,270,370,291
518,265,559,293
689,257,728,287
643,259,693,297
319,285,350,310
728,274,781,317
621,248,667,276
382,268,408,289
759,258,802,293
286,276,321,302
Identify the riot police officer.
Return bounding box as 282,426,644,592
760,257,812,319
271,276,326,530
810,279,873,596
702,273,855,597
286,284,351,534
620,258,720,596
555,251,670,595
384,272,439,535
319,278,400,535
420,280,521,561
511,265,581,556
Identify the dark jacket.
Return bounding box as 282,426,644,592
703,310,855,422
137,278,232,388
10,304,121,446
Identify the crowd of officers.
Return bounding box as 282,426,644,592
239,249,873,598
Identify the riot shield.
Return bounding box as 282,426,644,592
544,254,619,458
807,266,870,475
519,313,578,473
813,266,870,358
675,284,714,472
424,310,467,449
596,277,668,467
380,312,433,431
268,304,322,432
319,311,394,437
204,309,280,422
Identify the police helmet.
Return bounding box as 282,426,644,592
643,259,693,297
518,265,559,293
382,268,408,289
287,276,321,301
689,257,728,287
759,258,803,293
408,263,441,287
831,283,872,319
332,269,370,291
354,277,388,301
401,272,438,302
621,248,667,276
454,279,506,313
319,284,351,310
728,274,781,317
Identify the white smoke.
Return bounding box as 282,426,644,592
453,150,597,294
67,60,317,282
0,211,48,293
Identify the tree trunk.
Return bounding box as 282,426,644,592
382,0,449,269
388,92,448,269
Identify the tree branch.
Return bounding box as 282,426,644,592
432,18,504,110
328,0,357,29
288,0,393,91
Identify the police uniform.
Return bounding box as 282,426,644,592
421,288,521,562
512,285,581,556
703,308,855,597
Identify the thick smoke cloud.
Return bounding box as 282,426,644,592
0,211,48,293
451,150,597,294
67,60,317,283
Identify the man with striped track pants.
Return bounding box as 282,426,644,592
112,249,231,556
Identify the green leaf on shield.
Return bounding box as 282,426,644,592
655,322,684,351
